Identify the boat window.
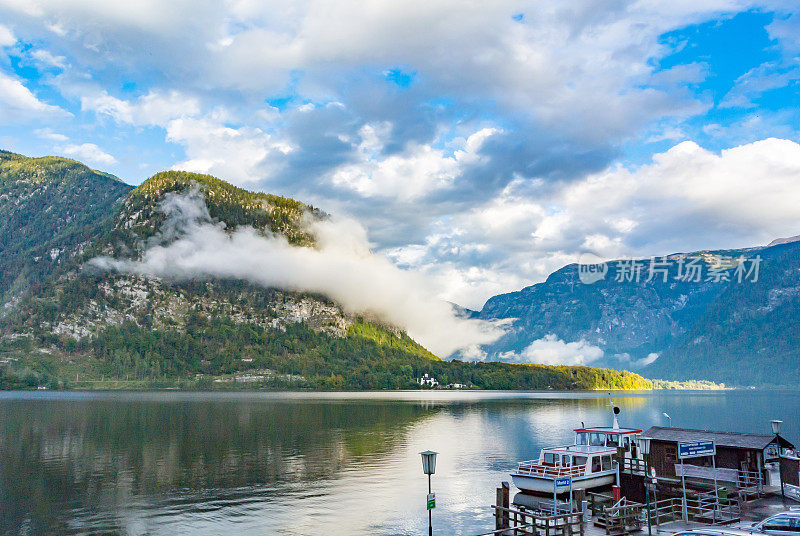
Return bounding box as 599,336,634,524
544,452,558,464
623,436,631,450
606,434,619,447
592,456,601,472
562,455,571,466
602,455,613,471
589,433,604,446
576,432,588,445
574,456,588,467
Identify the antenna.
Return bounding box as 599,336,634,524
606,395,620,430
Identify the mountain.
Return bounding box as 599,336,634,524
0,151,132,307
0,151,650,391
473,241,800,386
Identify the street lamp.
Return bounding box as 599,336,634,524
421,451,438,536
640,437,652,536
662,412,672,427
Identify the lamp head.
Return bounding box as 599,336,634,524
420,450,438,475
771,420,783,435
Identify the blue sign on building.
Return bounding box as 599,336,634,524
554,477,572,489
678,440,716,459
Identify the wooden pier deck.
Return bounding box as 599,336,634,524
480,485,792,536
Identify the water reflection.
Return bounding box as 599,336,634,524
0,390,797,536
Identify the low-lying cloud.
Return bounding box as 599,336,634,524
90,191,505,357
499,334,604,366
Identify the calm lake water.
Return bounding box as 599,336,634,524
0,389,798,536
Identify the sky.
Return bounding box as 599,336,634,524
1,0,800,310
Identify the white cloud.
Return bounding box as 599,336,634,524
34,127,68,141
0,0,748,137
330,125,499,201
615,352,659,368
91,191,505,357
0,70,65,122
165,116,293,184
59,142,116,164
0,24,15,47
30,48,67,68
390,137,800,309
81,90,201,127
500,334,604,366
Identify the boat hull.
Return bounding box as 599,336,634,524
511,472,616,494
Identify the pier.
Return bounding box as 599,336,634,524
475,419,799,536
482,484,792,536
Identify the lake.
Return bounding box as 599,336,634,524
0,389,798,535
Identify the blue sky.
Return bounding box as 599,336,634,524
1,1,799,309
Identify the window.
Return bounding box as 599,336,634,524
606,434,619,447
623,437,631,450
592,457,601,473
761,516,798,531
576,432,588,445
602,455,613,471
574,456,588,467
589,433,604,446
544,452,558,464
562,455,571,466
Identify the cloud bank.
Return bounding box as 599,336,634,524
91,191,504,357
499,334,604,366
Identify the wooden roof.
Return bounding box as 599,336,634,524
643,426,795,450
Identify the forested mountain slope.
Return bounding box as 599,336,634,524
0,151,131,307
0,153,650,391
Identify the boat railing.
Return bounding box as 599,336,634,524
516,460,586,478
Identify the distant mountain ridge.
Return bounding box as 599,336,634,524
768,234,800,247
0,151,650,391
472,240,800,386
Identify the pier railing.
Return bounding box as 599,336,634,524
487,506,585,536
644,493,741,526
516,461,586,478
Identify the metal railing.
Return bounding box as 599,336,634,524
644,493,741,526
516,461,586,478
600,499,643,535
486,506,585,536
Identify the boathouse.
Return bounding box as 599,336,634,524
642,426,794,487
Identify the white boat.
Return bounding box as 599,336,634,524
511,409,643,495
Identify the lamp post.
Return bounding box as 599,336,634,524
662,413,672,427
421,450,438,536
640,437,653,536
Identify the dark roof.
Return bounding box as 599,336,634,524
643,426,795,450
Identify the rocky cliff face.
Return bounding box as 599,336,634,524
474,241,800,386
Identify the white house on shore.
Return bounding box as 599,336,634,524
418,373,438,387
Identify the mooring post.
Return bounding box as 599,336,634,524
501,481,510,529
496,487,503,531
574,488,586,524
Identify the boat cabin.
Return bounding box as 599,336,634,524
574,426,644,456
526,426,644,477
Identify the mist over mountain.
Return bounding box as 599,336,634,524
0,151,649,391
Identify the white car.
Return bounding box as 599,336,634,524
673,529,758,536
750,511,800,536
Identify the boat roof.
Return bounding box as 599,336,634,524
542,445,617,455
574,426,642,434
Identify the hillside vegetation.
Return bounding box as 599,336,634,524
0,152,651,391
